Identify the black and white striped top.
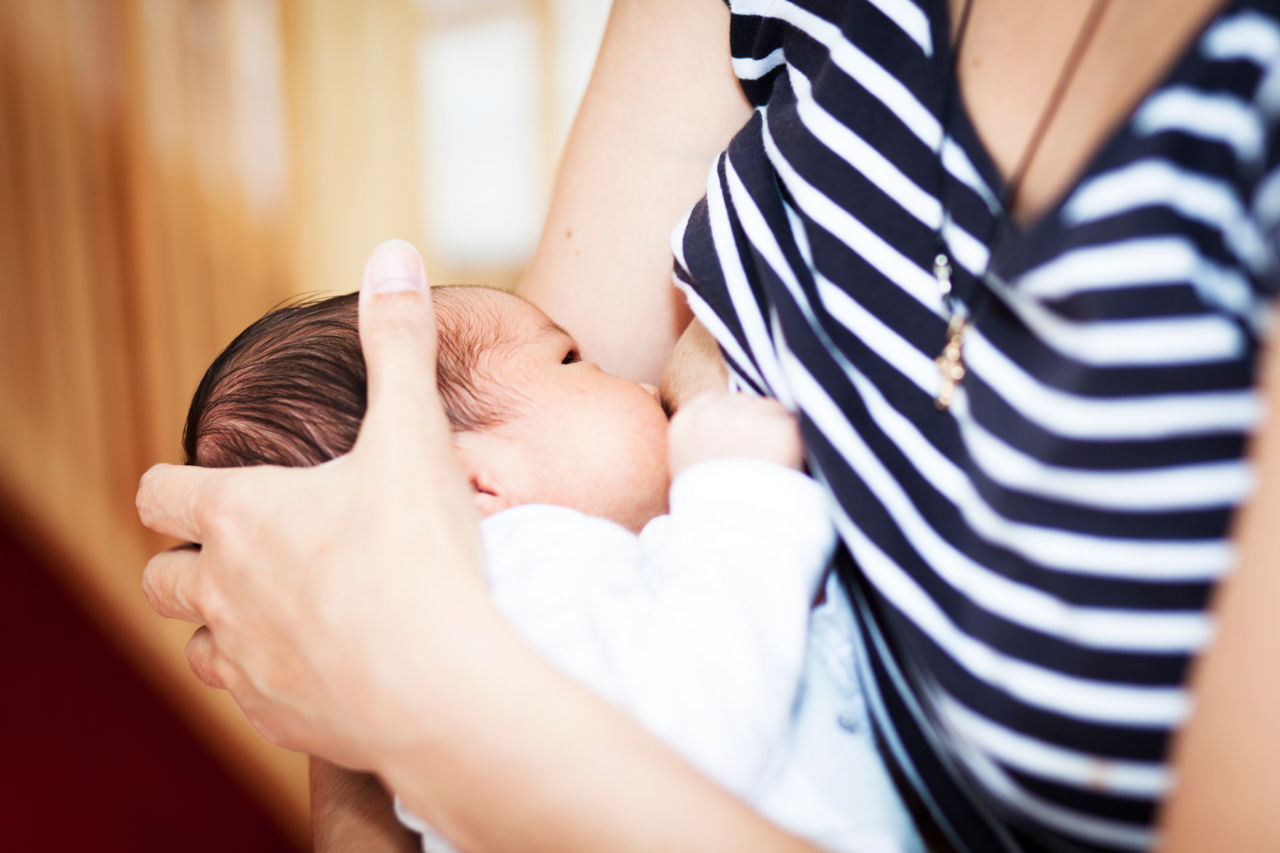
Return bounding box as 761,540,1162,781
672,1,1280,850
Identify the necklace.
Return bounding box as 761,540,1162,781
932,0,1113,410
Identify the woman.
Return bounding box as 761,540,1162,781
139,0,1280,849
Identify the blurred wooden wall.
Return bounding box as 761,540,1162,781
0,0,504,844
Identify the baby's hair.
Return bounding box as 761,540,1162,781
184,286,513,469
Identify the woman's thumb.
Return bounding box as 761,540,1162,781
356,239,445,449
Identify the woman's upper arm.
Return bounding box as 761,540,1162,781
1158,328,1280,849
516,0,752,384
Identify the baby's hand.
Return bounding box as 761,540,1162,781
667,392,804,478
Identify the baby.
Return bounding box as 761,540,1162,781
185,286,923,853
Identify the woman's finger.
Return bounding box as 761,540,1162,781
136,461,233,542
185,625,231,689
141,544,204,622
354,239,449,457
352,239,485,578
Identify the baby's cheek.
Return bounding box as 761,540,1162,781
637,420,674,520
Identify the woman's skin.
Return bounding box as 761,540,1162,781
306,312,733,851
516,0,752,383
1161,341,1280,849
138,0,1278,849
309,758,418,852
142,241,814,853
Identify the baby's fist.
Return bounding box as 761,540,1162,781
667,392,804,478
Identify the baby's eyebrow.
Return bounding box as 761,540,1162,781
539,316,574,342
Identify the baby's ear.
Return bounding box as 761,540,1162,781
453,433,516,519
469,474,513,518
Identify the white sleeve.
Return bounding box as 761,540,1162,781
396,463,834,843
395,507,646,853
489,461,835,797
616,458,836,797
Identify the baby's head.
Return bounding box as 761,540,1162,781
186,286,670,531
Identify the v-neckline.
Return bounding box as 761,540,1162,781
929,0,1243,280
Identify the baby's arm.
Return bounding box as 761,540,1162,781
612,394,833,797
473,394,831,823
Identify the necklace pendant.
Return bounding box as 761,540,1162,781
934,314,968,411
932,253,953,298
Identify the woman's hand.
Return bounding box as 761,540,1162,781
137,241,820,852
138,240,489,769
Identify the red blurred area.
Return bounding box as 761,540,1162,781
0,516,304,852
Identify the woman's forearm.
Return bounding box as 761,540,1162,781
379,606,820,853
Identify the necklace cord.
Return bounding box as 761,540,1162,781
930,0,1113,409
939,0,1114,235
998,0,1114,217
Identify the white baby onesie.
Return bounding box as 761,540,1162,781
396,458,923,853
